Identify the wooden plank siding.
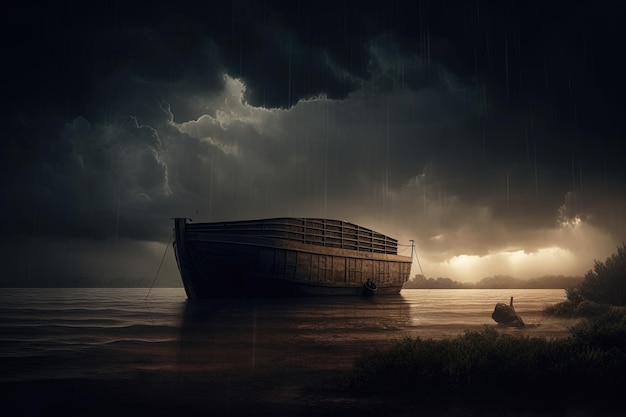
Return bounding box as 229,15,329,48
186,218,399,255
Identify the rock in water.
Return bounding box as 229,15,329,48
492,297,525,328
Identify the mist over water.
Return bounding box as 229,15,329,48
0,287,574,383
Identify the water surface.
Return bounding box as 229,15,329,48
0,288,574,382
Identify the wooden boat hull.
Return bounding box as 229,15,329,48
173,218,412,299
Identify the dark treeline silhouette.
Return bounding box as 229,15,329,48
403,274,582,289
546,244,626,316
566,244,626,306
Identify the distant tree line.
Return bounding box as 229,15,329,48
403,274,582,289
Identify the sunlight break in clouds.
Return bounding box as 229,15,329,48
420,204,619,281
437,248,578,282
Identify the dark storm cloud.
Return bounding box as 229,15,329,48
3,0,626,284
6,113,172,240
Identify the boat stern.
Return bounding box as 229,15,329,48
173,218,199,300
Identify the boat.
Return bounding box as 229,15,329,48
363,278,378,295
492,297,525,328
173,217,413,299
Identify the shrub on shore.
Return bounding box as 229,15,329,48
544,245,626,317
545,244,626,317
543,299,614,317
568,309,626,349
569,244,626,306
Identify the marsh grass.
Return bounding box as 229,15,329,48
339,311,626,404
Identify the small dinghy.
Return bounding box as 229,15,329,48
363,279,378,295
492,297,525,328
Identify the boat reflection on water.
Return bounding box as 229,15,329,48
176,295,412,374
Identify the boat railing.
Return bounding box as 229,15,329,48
186,218,399,254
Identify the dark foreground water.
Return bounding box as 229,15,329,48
1,288,613,416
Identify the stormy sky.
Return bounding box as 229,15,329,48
3,0,625,286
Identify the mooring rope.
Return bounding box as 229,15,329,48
145,232,173,300
411,241,426,278
398,240,426,278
